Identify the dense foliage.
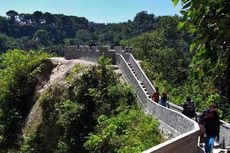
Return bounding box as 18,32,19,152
0,11,179,54
0,50,49,151
172,0,230,121
121,15,190,86
85,109,163,153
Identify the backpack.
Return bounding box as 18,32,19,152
183,102,196,118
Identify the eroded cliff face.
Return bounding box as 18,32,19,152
23,58,96,135
15,56,166,153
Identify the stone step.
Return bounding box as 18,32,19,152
141,84,145,87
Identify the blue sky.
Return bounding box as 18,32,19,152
0,0,181,23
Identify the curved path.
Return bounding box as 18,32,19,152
64,46,230,153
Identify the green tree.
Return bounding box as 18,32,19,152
33,29,51,46
133,11,157,34
84,109,163,153
121,30,189,86
173,0,230,120
6,10,18,24
43,12,55,25
0,34,16,52
18,13,31,24
32,11,44,25
75,29,92,44
0,49,49,151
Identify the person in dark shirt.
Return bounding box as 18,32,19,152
159,92,170,108
182,97,196,119
203,107,220,153
89,41,96,49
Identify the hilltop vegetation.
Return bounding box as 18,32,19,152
0,51,163,152
0,50,50,149
0,10,180,53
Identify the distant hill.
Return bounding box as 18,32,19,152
0,10,180,54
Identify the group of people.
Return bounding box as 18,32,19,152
152,88,220,153
182,97,220,153
151,87,170,108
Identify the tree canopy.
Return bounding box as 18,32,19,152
172,0,230,120
0,11,181,54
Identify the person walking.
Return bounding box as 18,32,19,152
159,92,170,108
182,97,196,120
201,104,220,153
89,41,96,49
152,87,160,103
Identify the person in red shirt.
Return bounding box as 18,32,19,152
152,87,160,103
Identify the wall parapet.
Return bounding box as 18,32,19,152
169,103,230,149
64,45,132,64
115,53,200,153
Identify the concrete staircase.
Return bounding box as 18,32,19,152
128,63,152,99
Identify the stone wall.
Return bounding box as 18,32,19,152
169,102,230,149
220,121,230,149
64,45,128,64
115,53,200,153
143,131,199,153
120,52,230,150
115,53,146,108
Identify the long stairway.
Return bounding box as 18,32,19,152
128,63,152,99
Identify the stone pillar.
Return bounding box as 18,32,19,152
79,46,84,51
114,46,123,54
99,46,110,55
